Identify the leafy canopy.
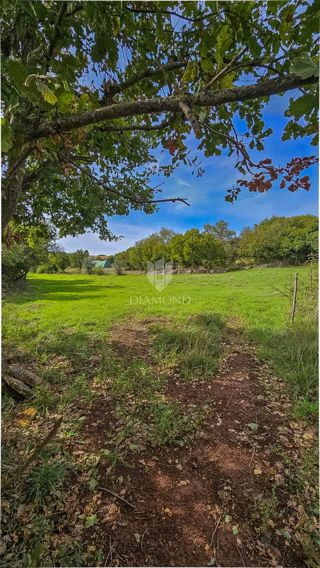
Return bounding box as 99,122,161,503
2,0,319,238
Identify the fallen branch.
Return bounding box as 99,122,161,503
2,375,32,398
97,485,136,509
6,365,42,388
2,417,63,492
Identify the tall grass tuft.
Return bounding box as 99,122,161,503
258,261,318,418
152,313,224,380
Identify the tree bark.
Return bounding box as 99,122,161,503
7,365,42,388
3,375,33,398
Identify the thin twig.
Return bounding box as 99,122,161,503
210,512,223,546
75,163,190,207
236,544,246,567
206,46,248,88
249,447,256,468
140,527,149,551
104,535,115,566
199,121,255,173
226,389,238,408
97,486,135,509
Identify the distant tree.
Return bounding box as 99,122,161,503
69,249,89,270
169,234,186,266
203,221,236,242
113,216,318,271
171,229,225,269
238,215,318,264
48,248,70,272
81,257,94,275
158,228,177,245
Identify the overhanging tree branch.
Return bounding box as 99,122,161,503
74,164,190,207
126,5,213,23
45,2,68,73
199,121,254,170
29,74,318,141
104,60,188,97
97,118,171,132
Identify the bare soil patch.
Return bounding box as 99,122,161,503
2,318,317,567
76,320,318,567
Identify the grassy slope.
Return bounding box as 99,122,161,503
3,266,318,409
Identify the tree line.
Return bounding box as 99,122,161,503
2,215,318,283
114,216,318,271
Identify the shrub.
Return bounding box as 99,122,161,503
2,243,31,282
81,259,94,274
92,267,104,275
113,262,123,275
36,263,58,274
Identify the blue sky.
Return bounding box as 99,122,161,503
60,91,318,255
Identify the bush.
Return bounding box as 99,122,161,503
2,243,31,282
36,263,58,274
92,267,104,275
81,259,94,274
113,262,123,275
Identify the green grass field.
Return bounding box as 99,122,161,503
3,266,318,413
2,266,318,567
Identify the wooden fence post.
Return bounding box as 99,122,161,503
291,272,298,324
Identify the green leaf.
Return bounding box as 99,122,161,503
57,91,76,113
232,526,239,535
290,57,319,79
287,94,316,119
78,92,90,112
112,16,121,36
219,72,235,89
1,118,13,152
6,60,29,91
201,59,215,74
85,514,97,528
181,62,198,83
216,25,233,68
35,80,58,105
88,477,98,491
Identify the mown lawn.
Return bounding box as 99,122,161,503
3,266,318,410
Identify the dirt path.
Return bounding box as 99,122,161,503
76,320,318,567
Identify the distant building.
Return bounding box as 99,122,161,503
93,259,112,269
